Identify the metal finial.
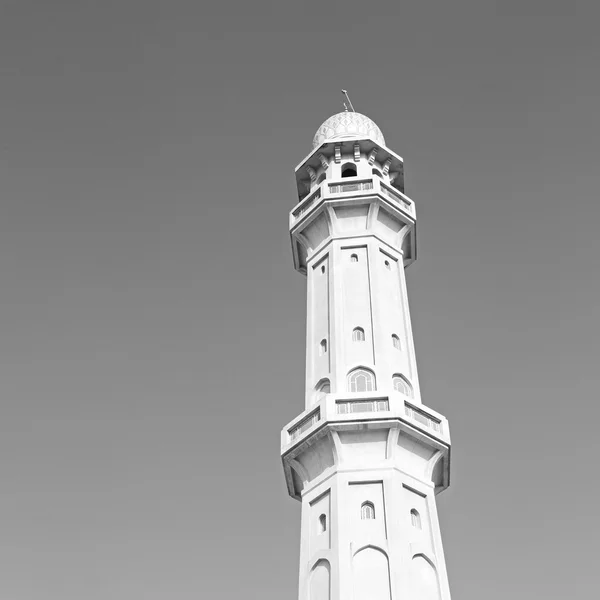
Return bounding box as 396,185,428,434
341,89,355,112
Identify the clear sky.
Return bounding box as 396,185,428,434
0,1,599,599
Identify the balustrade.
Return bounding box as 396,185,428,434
289,409,320,441
292,188,321,219
380,182,413,213
404,403,442,432
336,399,389,414
329,180,373,194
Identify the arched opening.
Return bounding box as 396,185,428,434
352,327,365,342
372,168,383,178
392,334,401,350
350,253,359,263
319,339,328,356
393,373,413,396
341,163,357,178
317,172,326,185
348,367,376,393
361,501,375,520
319,513,327,533
411,509,422,529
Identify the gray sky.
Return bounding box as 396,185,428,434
0,1,599,598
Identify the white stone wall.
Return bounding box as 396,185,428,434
295,428,451,600
305,235,420,410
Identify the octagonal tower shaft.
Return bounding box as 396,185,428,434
281,115,452,600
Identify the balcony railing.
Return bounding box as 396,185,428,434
380,182,413,213
404,403,442,433
336,399,389,414
289,408,320,442
329,180,373,194
292,188,321,219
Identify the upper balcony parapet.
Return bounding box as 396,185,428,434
294,138,405,203
289,175,415,229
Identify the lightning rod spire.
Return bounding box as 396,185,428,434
341,89,356,112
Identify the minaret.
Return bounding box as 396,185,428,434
280,110,452,600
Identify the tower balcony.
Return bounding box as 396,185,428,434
281,392,451,499
290,175,415,228
289,174,417,273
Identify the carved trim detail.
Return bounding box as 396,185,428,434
368,148,378,165
334,144,341,164
354,143,360,162
306,165,317,182
318,153,329,170
383,158,392,175
386,426,400,460
288,458,309,485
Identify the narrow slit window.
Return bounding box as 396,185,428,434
319,339,328,355
384,259,391,270
350,253,359,263
392,334,401,350
318,514,327,533
352,327,365,342
361,501,375,520
411,509,422,529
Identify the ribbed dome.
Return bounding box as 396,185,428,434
312,111,385,149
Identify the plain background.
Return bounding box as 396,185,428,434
0,1,599,598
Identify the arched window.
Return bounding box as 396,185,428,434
361,501,375,520
372,168,383,178
392,334,401,350
348,368,376,393
350,253,358,263
352,327,365,342
393,374,413,396
341,163,357,178
315,379,331,402
410,509,422,529
316,172,326,185
319,339,328,355
319,514,327,533
321,265,325,274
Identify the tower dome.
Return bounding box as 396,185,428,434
312,111,385,149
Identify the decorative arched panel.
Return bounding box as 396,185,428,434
393,373,413,397
353,547,391,600
411,555,441,600
309,559,331,600
348,367,376,393
314,378,331,404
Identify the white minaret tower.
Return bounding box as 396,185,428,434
281,109,452,600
